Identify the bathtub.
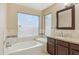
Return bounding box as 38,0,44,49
4,40,47,55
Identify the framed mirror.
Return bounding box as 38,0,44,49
56,6,75,30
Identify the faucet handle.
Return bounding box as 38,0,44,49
6,41,12,47
6,41,9,44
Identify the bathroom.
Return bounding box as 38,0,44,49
0,3,79,55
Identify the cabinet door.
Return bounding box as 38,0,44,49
47,42,55,55
70,49,79,55
56,45,68,55
47,37,54,43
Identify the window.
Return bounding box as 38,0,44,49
45,14,52,36
17,13,39,37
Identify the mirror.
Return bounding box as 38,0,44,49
56,6,75,30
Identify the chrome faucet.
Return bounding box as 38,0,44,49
61,32,64,37
6,41,11,48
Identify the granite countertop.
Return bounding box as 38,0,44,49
48,36,79,45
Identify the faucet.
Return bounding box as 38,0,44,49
6,41,11,48
61,32,64,37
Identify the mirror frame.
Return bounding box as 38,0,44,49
56,5,75,30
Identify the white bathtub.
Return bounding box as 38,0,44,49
4,40,47,55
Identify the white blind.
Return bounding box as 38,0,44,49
17,13,39,37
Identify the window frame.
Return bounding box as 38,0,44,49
16,12,40,37
44,13,52,36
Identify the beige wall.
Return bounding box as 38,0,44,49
7,3,65,36
6,3,43,35
0,3,7,54
42,3,79,38
7,3,79,38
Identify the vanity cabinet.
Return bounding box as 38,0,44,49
47,37,69,55
56,40,69,55
47,42,55,54
56,45,69,55
47,37,79,55
70,43,79,55
47,37,55,55
70,49,79,55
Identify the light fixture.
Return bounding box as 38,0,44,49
64,3,76,8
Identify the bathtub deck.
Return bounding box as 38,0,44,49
4,40,48,55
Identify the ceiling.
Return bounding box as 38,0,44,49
16,3,54,10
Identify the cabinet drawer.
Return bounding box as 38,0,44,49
47,42,55,55
56,45,69,55
70,49,79,55
70,43,79,51
56,40,69,47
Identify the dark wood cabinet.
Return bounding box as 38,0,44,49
70,49,79,55
47,37,79,55
47,42,55,55
56,40,69,55
56,45,68,55
47,37,55,55
56,40,69,47
47,37,69,55
70,43,79,55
